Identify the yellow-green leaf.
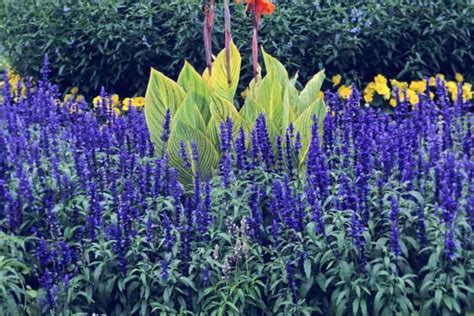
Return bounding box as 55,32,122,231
293,97,327,165
177,61,212,124
298,70,325,115
203,41,241,103
207,96,248,146
145,68,185,151
168,121,220,188
173,93,207,134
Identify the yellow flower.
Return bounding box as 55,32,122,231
462,83,472,100
365,82,376,93
131,97,145,108
429,92,435,100
113,107,122,115
331,74,342,87
389,98,397,107
92,96,103,108
374,82,390,100
317,91,324,99
64,94,74,102
76,95,85,102
436,74,445,81
374,74,387,86
445,81,458,101
390,79,408,90
70,87,79,94
338,85,352,100
122,98,132,107
363,93,373,104
429,77,436,87
407,89,419,106
455,73,464,83
409,80,426,94
111,94,120,108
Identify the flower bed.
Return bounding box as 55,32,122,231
1,63,473,314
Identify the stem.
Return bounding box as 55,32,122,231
224,0,232,86
203,0,215,76
252,26,259,81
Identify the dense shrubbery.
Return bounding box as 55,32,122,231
1,62,473,314
1,0,472,97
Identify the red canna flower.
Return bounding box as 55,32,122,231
236,0,275,18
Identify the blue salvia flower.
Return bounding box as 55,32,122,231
160,109,172,153
294,132,302,165
145,213,154,243
306,186,324,235
179,140,192,170
255,114,274,169
235,127,247,171
389,196,401,257
468,183,474,230
307,115,329,200
219,121,233,188
275,135,283,173
285,123,295,177
161,258,169,281
163,212,174,251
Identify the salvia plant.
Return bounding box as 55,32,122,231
0,58,473,315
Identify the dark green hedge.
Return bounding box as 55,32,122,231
1,0,472,97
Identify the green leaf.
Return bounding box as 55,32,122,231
293,97,327,164
434,289,442,308
203,41,241,103
298,70,325,115
168,120,219,187
304,259,312,279
145,68,186,152
178,61,212,124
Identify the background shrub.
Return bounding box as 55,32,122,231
0,0,472,98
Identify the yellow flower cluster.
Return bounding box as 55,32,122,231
63,87,85,103
92,94,145,115
332,73,472,107
0,68,26,97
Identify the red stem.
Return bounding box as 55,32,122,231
224,0,232,85
252,2,261,81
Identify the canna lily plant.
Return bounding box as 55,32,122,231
145,1,326,187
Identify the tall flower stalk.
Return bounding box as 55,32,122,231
203,0,215,75
224,0,232,85
236,0,275,80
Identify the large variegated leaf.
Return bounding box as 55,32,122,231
253,75,284,137
173,93,207,134
262,48,289,82
202,41,241,103
298,70,325,115
177,61,212,124
293,97,327,165
145,68,186,151
168,120,220,188
207,96,248,147
282,82,298,133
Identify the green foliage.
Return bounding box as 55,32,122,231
0,233,30,315
0,0,472,97
145,43,326,186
